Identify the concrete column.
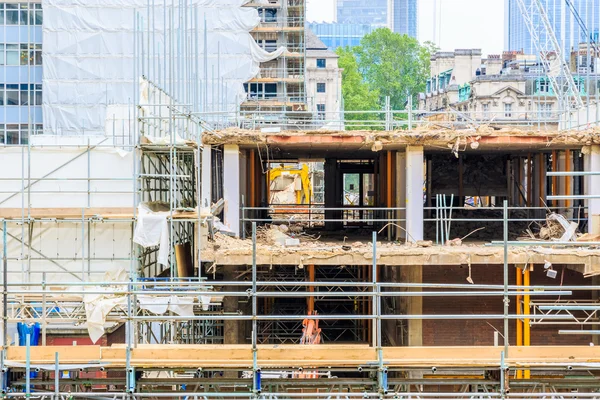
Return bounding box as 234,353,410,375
223,144,241,237
406,146,424,242
401,265,423,347
396,151,407,240
588,145,600,234
201,145,212,209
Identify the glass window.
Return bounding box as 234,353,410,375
317,103,325,120
0,124,4,144
538,103,552,118
6,85,19,105
20,44,29,65
29,4,42,26
6,4,18,25
34,88,42,105
482,103,489,119
6,44,19,65
19,4,28,25
6,124,19,144
504,103,512,118
317,82,326,93
264,83,277,99
258,8,277,23
20,90,28,105
0,44,4,65
317,59,326,68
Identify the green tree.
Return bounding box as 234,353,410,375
336,47,380,128
355,28,430,111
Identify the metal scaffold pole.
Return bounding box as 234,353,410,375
503,200,509,357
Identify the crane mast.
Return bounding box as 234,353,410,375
515,0,585,112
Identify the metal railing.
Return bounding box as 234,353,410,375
195,108,569,133
241,205,405,238
240,204,588,243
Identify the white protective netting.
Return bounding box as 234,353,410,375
42,0,284,135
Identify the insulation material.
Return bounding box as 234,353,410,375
133,204,170,266
42,0,285,135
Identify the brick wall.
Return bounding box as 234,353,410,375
421,264,594,346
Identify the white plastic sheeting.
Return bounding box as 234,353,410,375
42,0,285,135
0,143,135,283
62,266,219,343
133,204,170,267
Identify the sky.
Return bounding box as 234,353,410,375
306,0,506,56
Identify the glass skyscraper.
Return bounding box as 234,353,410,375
334,0,417,38
390,0,418,37
335,0,388,27
307,23,377,50
505,0,600,55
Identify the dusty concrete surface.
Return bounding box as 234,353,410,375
204,126,600,152
205,233,600,277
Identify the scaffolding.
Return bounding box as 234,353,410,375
1,0,600,399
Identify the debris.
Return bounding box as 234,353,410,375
416,240,433,248
288,225,304,233
536,213,578,241
342,245,352,251
211,198,225,215
576,233,600,242
548,213,578,241
214,220,235,236
285,238,301,247
446,238,463,246
371,140,383,152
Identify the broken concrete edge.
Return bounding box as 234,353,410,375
203,126,600,149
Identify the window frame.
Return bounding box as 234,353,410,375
503,103,513,118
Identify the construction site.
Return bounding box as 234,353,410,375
2,0,600,399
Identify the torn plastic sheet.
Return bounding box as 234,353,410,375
133,204,170,266
137,295,195,317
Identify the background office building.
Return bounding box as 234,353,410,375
389,0,418,37
333,0,417,38
0,2,43,144
335,0,388,26
307,22,376,50
505,0,600,55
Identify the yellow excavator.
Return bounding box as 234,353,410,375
268,164,312,205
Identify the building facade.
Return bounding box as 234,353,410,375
305,29,343,128
333,0,417,38
389,0,418,37
505,0,600,55
244,0,306,112
0,1,43,144
306,22,376,50
335,0,388,26
418,49,600,125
